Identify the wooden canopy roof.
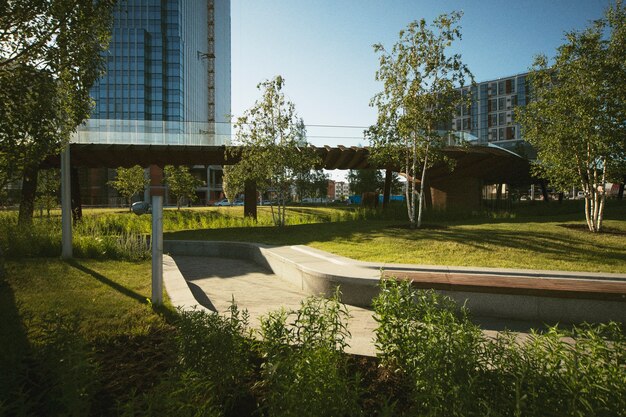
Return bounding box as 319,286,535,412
42,143,532,185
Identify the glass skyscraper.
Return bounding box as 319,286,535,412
75,0,231,146
73,0,231,206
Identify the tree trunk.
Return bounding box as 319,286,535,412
18,164,39,227
557,192,564,204
619,176,625,200
539,181,550,203
382,169,392,210
71,167,82,223
417,141,430,229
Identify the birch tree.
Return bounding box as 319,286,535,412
518,1,625,232
230,76,319,226
368,12,472,228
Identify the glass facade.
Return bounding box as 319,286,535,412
452,72,529,150
75,0,231,146
91,0,190,123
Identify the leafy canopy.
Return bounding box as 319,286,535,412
517,0,626,232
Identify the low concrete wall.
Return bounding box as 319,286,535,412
163,240,625,324
163,240,379,307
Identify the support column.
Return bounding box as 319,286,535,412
244,179,257,220
382,169,392,210
149,165,163,305
61,145,72,259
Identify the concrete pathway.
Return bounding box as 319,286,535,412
163,241,625,357
165,255,378,356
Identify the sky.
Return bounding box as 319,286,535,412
230,0,612,179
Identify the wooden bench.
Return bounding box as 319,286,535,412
382,270,626,302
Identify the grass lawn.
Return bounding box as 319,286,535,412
165,201,626,273
0,258,178,415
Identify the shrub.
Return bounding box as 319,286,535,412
373,280,485,416
373,279,626,417
119,370,221,417
175,303,255,415
257,293,362,417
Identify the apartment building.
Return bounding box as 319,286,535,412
452,73,532,155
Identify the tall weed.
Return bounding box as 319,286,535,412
373,279,626,417
373,280,484,416
257,293,361,417
175,304,255,415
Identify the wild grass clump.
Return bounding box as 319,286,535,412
373,280,484,415
257,292,362,417
174,304,256,416
1,313,99,416
372,280,626,417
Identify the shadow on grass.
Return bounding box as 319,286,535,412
0,275,37,414
68,260,148,305
66,260,179,324
165,216,626,271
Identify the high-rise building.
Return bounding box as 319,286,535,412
77,0,230,144
452,73,531,154
73,0,231,206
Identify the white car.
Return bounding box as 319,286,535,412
214,198,231,206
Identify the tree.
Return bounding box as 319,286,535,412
0,0,116,225
517,1,626,232
222,164,245,203
164,165,202,209
230,76,320,226
35,168,60,217
347,169,383,196
108,165,148,210
368,12,472,228
295,169,329,202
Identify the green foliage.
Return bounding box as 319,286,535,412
35,168,60,216
175,304,255,414
109,165,149,209
164,165,203,209
295,169,329,201
0,0,115,186
120,371,221,417
369,12,473,228
517,1,626,232
231,76,321,226
373,281,483,415
348,169,384,195
258,293,361,417
222,164,245,203
1,313,99,416
373,280,626,416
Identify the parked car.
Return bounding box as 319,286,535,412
214,198,231,206
232,200,244,206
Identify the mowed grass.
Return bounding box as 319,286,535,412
166,202,626,273
2,258,167,340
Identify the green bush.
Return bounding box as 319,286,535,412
119,370,221,417
1,313,99,417
373,279,626,417
257,293,362,417
373,280,484,416
175,304,255,415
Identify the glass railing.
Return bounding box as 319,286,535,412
73,119,230,146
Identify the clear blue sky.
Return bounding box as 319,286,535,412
231,0,611,178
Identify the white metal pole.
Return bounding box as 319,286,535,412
151,194,163,305
61,145,72,259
